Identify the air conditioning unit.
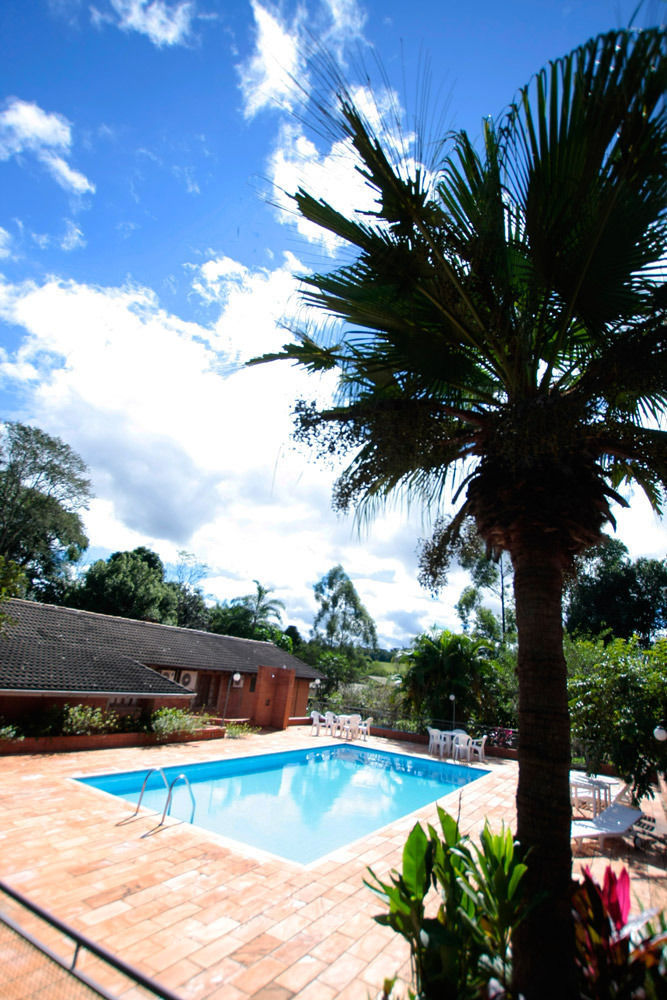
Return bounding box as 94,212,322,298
180,672,197,690
162,670,176,681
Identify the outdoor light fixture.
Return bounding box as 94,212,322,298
222,671,242,723
654,724,667,742
449,693,456,731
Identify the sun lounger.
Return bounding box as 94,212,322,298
571,803,642,843
631,813,667,850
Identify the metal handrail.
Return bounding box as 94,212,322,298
159,773,196,827
0,879,184,1000
133,766,169,816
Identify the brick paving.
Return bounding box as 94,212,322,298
0,728,665,1000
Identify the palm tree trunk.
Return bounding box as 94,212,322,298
511,540,577,998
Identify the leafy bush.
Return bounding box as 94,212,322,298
62,704,118,736
150,707,202,739
366,807,530,998
371,819,665,1000
572,864,667,998
567,636,667,800
225,721,259,739
0,720,23,741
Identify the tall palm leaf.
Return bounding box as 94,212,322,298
252,28,666,997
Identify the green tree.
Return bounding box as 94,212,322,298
444,519,515,640
208,601,255,638
566,538,667,645
72,547,177,623
252,30,667,995
401,629,493,728
0,555,26,634
0,422,91,599
312,565,378,651
233,580,285,630
165,581,210,630
567,635,667,800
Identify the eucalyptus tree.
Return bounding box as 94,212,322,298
252,29,667,997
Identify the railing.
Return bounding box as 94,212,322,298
309,707,520,750
0,879,184,1000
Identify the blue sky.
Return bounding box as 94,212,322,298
0,0,665,646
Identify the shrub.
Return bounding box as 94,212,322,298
62,704,118,736
572,864,667,997
365,807,530,998
0,720,23,741
225,721,259,739
150,707,202,739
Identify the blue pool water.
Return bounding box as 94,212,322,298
77,745,488,864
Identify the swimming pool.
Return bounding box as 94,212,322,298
77,745,488,864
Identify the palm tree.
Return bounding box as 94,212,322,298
234,580,286,631
253,29,667,997
401,629,492,726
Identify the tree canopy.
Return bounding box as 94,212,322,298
71,547,177,623
251,28,667,996
0,422,91,599
565,538,667,645
313,564,378,651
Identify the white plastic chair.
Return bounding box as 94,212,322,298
323,711,336,736
427,727,441,755
358,717,373,740
343,714,362,739
310,710,324,735
470,735,487,763
453,733,472,762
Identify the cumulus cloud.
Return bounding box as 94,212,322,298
90,0,196,47
238,0,304,119
0,260,463,645
0,98,95,195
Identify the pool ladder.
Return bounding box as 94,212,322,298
133,767,196,826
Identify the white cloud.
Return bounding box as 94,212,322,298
0,98,95,196
60,220,86,251
238,0,305,119
0,261,466,646
0,227,12,259
269,121,379,253
91,0,195,47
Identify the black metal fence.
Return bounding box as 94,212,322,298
0,880,184,1000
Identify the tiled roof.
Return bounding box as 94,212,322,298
0,599,321,695
0,638,191,695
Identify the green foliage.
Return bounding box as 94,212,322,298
365,808,530,998
572,865,667,998
0,554,26,634
233,580,285,629
400,630,493,727
224,721,260,739
0,422,91,598
71,547,178,623
252,31,667,992
443,520,516,642
0,720,23,741
567,636,667,800
566,539,667,646
312,565,378,651
150,707,203,739
62,703,118,736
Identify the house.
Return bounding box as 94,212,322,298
0,599,322,729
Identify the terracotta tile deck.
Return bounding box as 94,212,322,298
0,728,665,1000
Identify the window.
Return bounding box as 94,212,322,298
249,675,257,693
